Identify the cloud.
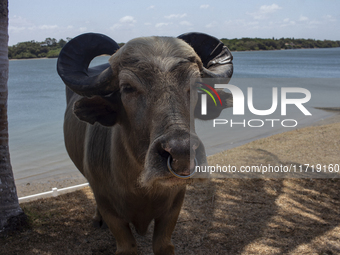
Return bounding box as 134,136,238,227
147,5,155,10
8,26,26,33
280,18,296,27
111,15,136,30
299,16,309,22
200,4,209,9
119,16,136,24
39,25,58,30
9,15,34,33
155,22,172,28
308,20,321,25
259,4,282,14
323,15,336,22
79,27,87,32
164,13,187,19
110,24,122,30
248,4,282,20
205,21,218,28
179,21,192,26
9,15,33,27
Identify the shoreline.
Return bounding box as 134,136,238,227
15,108,340,198
9,47,340,61
9,57,53,61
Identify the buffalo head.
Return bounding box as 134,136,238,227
57,32,233,187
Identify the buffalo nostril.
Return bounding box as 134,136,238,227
167,155,197,178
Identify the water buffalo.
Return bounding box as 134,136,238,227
57,32,233,255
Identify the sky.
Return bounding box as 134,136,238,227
8,0,340,46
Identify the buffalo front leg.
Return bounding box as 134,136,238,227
152,191,185,255
98,206,137,255
92,206,108,229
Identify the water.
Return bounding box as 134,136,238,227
7,48,340,184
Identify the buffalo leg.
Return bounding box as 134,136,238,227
92,206,108,229
152,191,185,255
98,206,137,255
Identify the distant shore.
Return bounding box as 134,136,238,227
9,57,51,61
9,46,340,61
9,36,340,60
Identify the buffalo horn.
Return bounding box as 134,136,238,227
178,32,233,79
57,33,120,97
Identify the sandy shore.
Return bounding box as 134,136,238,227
15,109,340,198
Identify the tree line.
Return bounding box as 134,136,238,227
8,37,70,59
221,37,340,51
8,37,340,59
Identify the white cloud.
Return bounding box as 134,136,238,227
308,20,321,25
248,4,282,20
200,4,209,9
144,22,152,26
9,15,33,27
147,5,155,10
155,22,171,28
79,27,87,32
179,21,192,26
259,4,282,14
299,16,309,22
205,21,217,28
67,25,73,29
39,25,58,30
323,15,336,22
8,26,26,33
164,13,187,19
111,16,136,30
110,23,122,30
281,18,296,27
8,15,34,33
119,16,136,24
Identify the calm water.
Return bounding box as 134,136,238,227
8,48,340,184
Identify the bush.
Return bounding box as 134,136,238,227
46,49,61,58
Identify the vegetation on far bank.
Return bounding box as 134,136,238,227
9,38,68,59
221,37,340,51
8,37,340,60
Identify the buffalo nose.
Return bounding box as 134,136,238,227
161,136,198,176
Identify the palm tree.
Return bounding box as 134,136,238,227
0,0,26,235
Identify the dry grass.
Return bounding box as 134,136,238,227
1,122,340,255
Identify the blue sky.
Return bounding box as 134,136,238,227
8,0,340,45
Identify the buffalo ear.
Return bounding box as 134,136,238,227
194,90,233,120
73,95,119,126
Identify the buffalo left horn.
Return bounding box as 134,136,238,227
57,33,120,97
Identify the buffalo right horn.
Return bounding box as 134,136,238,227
178,32,233,80
57,33,120,97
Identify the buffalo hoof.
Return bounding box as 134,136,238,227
92,218,108,229
154,244,175,255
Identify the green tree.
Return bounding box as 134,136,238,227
0,0,27,236
58,38,67,48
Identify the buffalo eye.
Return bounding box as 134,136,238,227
121,83,136,93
